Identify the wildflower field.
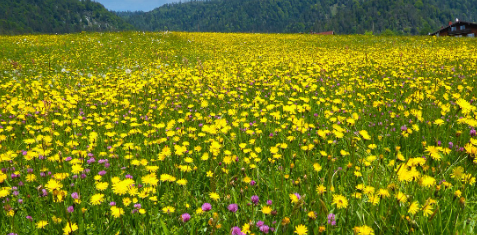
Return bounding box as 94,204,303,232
1,32,477,235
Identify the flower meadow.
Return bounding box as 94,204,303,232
0,32,477,235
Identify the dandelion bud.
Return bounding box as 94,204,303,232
281,217,290,226
460,197,466,206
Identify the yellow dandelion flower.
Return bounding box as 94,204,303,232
289,193,300,203
162,206,175,214
242,223,251,233
45,179,63,192
294,224,308,235
421,175,436,187
261,206,273,215
359,130,371,140
96,182,109,191
123,197,132,206
110,206,125,218
354,225,375,235
332,194,349,209
395,192,408,203
422,204,434,217
26,174,37,182
63,222,78,235
36,220,48,229
368,195,380,205
71,164,84,174
313,163,322,172
209,192,220,201
142,173,159,186
0,188,10,198
90,193,105,205
434,119,444,126
307,211,317,219
177,179,187,186
316,185,326,195
408,201,419,215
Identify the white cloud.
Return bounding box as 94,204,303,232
93,0,179,12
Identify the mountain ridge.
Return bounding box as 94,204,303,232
118,0,477,35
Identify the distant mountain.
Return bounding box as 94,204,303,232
0,0,134,35
118,0,477,35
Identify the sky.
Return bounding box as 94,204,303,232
93,0,177,12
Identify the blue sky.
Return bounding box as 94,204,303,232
93,0,178,12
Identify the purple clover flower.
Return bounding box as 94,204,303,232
251,195,259,204
181,213,191,222
228,204,238,213
201,203,212,211
256,221,265,227
71,192,79,199
231,227,245,235
471,128,476,137
327,213,336,226
259,225,270,234
87,157,95,164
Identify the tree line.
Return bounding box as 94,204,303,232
1,0,476,35
118,0,477,35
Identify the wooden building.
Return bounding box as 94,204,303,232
430,20,477,37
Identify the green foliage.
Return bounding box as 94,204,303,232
0,0,134,35
117,0,477,35
381,29,396,36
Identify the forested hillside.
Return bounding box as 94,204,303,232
0,0,133,35
119,0,477,35
3,0,476,35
